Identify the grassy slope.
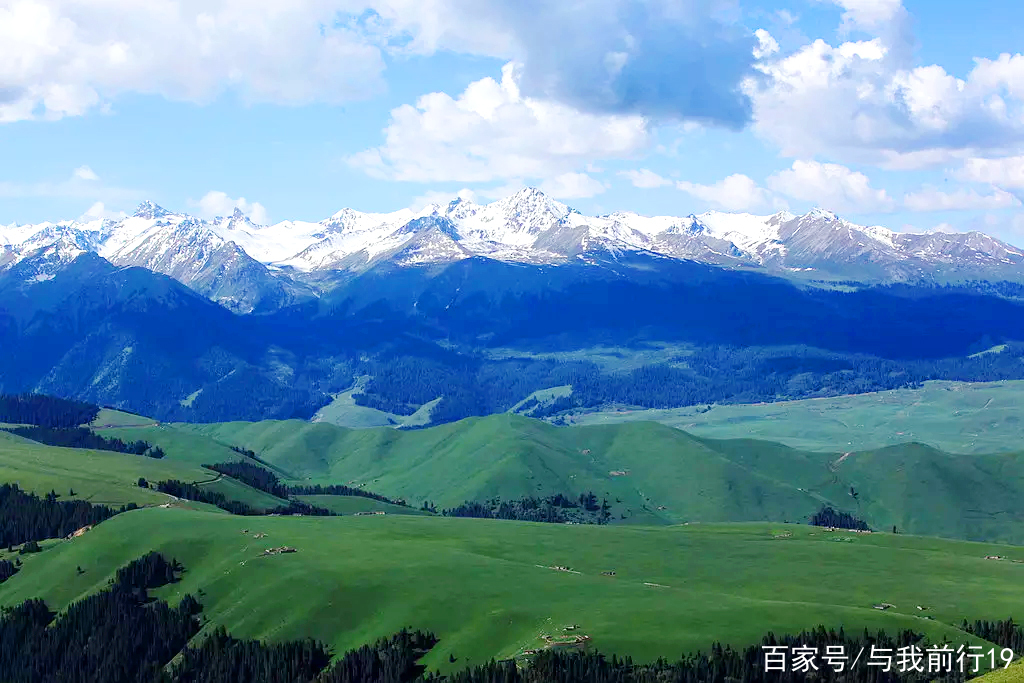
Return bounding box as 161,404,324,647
90,408,159,428
0,437,279,512
175,416,823,526
170,415,1024,542
568,380,1024,454
95,424,247,468
1,507,1020,673
978,658,1024,683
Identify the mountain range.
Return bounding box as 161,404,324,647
6,189,1024,426
3,189,1024,312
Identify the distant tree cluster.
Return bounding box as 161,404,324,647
420,627,970,683
2,426,165,458
169,626,331,683
810,506,870,531
154,480,333,517
0,393,99,428
350,343,1024,426
442,492,611,525
0,559,18,584
203,461,289,499
961,618,1024,654
287,483,408,508
0,552,201,683
0,483,135,547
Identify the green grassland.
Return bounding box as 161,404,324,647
311,376,440,429
165,414,1024,543
569,380,1024,454
94,423,248,468
0,437,217,508
979,658,1024,683
90,407,160,428
2,506,1021,673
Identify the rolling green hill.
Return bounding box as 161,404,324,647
0,434,281,513
2,506,1021,673
163,413,1024,543
569,380,1024,454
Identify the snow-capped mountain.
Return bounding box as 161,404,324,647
3,189,1024,310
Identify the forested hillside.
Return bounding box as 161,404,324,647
9,252,1024,425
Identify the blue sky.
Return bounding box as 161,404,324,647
1,0,1023,243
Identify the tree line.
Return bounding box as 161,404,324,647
961,619,1024,654
203,456,410,508
153,480,334,517
0,483,136,548
0,552,201,683
350,343,1024,426
440,492,611,525
287,483,409,508
0,393,99,428
2,425,165,458
203,461,290,499
0,559,18,584
810,506,870,531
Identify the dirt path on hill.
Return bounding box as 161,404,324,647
830,452,853,471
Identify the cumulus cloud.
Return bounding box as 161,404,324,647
193,191,269,224
618,168,673,189
746,22,1024,169
956,156,1024,191
766,160,895,213
539,172,607,199
824,0,906,32
349,62,650,184
0,0,761,127
903,186,1020,212
676,173,779,211
73,166,99,182
369,0,759,127
0,0,386,123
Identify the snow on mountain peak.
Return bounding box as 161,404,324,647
133,201,171,220
806,207,839,222
4,189,1024,288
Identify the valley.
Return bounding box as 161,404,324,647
4,394,1024,681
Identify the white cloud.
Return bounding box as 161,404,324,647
619,169,673,189
0,0,386,123
350,62,650,185
79,201,125,221
956,156,1024,190
73,166,99,182
193,191,268,224
747,18,1024,169
408,188,478,211
753,29,779,60
676,173,778,212
766,160,895,213
903,186,1020,212
0,167,137,201
367,0,758,126
824,0,904,31
539,172,607,199
0,0,761,127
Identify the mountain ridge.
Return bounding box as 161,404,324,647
4,189,1024,312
